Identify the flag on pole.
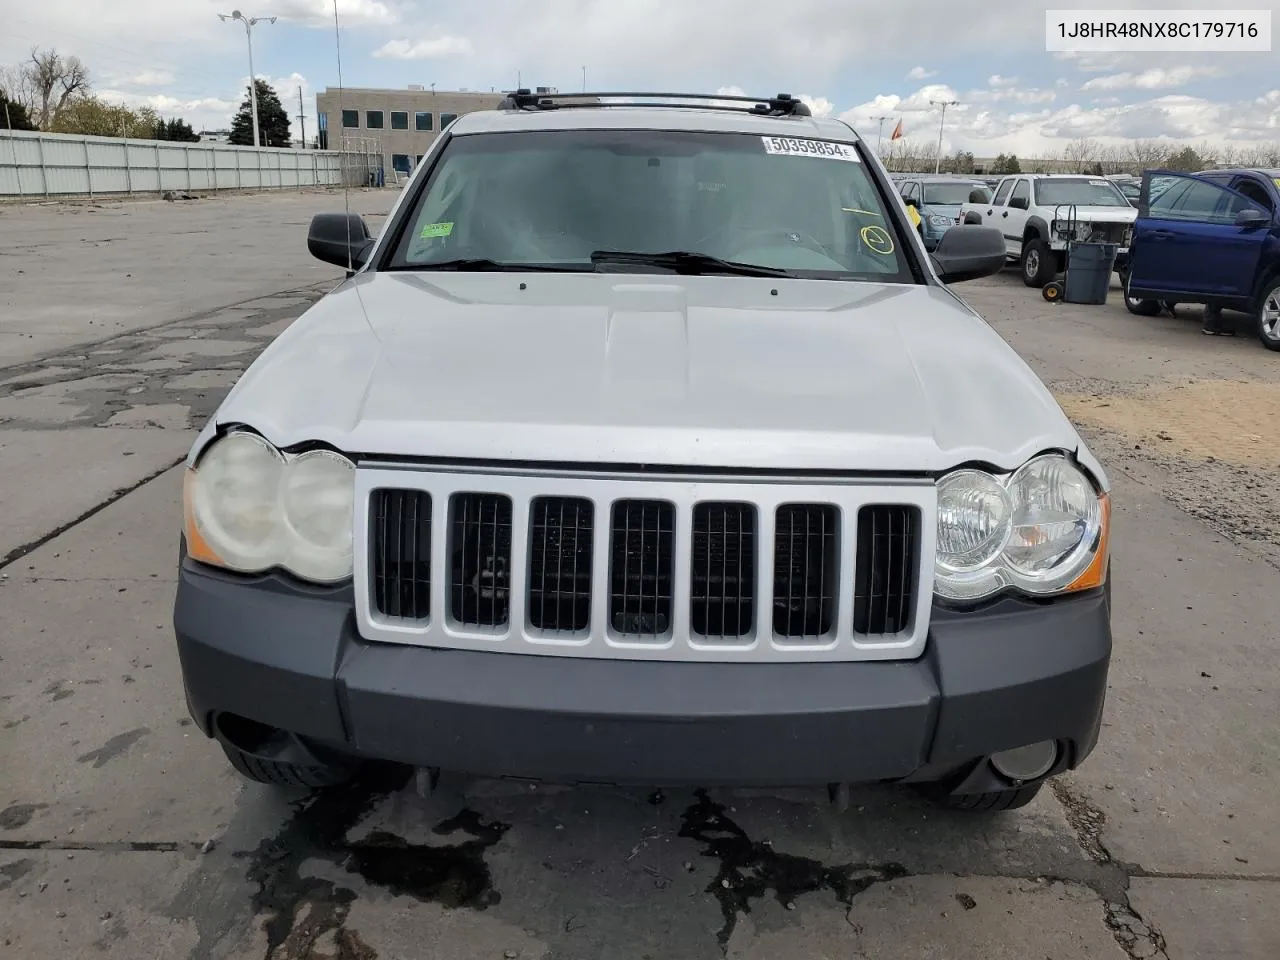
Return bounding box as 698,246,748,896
890,118,904,141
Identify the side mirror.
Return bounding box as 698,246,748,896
1235,208,1269,228
904,197,919,208
1007,196,1028,211
930,225,1007,284
308,213,375,272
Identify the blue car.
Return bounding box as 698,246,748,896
897,176,992,251
1123,168,1280,351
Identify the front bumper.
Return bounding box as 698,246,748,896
174,559,1112,788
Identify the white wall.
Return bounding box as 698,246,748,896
0,128,344,197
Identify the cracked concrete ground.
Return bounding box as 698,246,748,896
1,192,1278,960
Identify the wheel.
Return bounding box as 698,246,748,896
220,741,356,787
1042,281,1064,303
926,781,1045,812
1021,238,1055,287
1256,277,1280,352
1122,269,1161,317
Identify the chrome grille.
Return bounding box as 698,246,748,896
358,468,935,663
449,493,513,628
528,496,593,633
690,502,756,640
370,489,432,620
609,500,674,638
773,503,838,639
853,504,920,636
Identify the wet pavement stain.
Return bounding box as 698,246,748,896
0,803,47,830
678,789,908,947
0,858,37,890
246,766,511,960
75,727,149,768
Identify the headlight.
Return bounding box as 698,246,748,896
934,453,1109,602
928,214,952,228
184,431,355,583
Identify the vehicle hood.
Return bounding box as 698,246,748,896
200,272,1093,477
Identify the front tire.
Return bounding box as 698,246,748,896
924,781,1045,812
1256,278,1280,352
1122,269,1161,317
1021,238,1055,287
214,714,359,788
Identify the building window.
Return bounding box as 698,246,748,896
415,111,433,131
391,111,408,130
341,109,359,128
317,112,328,150
366,110,384,129
391,153,414,175
440,112,458,128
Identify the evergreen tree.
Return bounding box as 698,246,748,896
0,90,37,129
228,79,290,147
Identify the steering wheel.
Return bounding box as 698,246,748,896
696,224,835,260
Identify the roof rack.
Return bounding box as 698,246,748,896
495,89,813,117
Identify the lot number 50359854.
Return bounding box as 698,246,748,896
761,136,861,162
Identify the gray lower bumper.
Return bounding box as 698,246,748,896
173,559,1111,787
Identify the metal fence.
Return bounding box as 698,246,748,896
0,128,380,198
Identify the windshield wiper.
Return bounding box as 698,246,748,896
394,258,589,272
590,249,793,278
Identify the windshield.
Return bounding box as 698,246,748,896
923,182,987,204
388,129,912,282
1033,178,1130,207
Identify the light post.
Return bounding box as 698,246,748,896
930,99,958,174
218,10,277,147
873,115,891,155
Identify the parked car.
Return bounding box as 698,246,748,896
1106,175,1142,207
173,90,1114,813
959,174,1138,286
1122,168,1280,350
897,175,993,250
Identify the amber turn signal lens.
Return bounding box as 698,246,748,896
182,468,224,568
1065,492,1110,593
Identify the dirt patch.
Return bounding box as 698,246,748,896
1058,379,1280,470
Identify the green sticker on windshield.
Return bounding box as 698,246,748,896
419,221,453,239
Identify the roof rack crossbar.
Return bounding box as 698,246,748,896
496,89,813,117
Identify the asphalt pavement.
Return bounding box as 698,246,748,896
1,190,1277,960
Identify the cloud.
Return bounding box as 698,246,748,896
988,75,1017,88
907,66,936,80
373,36,474,59
274,0,398,27
127,70,175,87
1052,50,1132,73
1081,66,1220,92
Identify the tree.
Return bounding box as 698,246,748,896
1062,137,1099,172
152,116,199,142
49,95,156,138
229,79,290,147
1164,146,1203,173
946,150,976,174
25,47,90,128
0,89,37,129
992,153,1021,174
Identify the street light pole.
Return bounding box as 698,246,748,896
930,99,958,174
218,10,277,147
873,115,891,154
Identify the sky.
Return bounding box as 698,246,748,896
2,0,1277,158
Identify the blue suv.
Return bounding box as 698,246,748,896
897,176,992,251
1123,168,1280,351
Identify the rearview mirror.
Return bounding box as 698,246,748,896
308,213,375,272
930,225,1007,283
1235,208,1269,228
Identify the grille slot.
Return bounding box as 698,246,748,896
370,489,432,619
609,500,674,638
691,502,756,640
773,504,838,638
528,496,594,633
853,504,919,636
449,493,513,628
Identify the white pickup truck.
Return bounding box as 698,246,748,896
958,174,1138,287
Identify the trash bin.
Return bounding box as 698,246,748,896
1063,241,1119,305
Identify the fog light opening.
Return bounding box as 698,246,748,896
989,741,1058,784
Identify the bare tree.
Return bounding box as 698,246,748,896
1061,137,1099,172
1128,139,1170,173
26,48,90,128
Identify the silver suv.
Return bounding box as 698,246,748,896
173,91,1113,812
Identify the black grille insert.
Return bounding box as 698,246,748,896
853,505,919,635
528,497,594,633
691,502,756,639
773,504,838,638
370,489,432,619
609,500,674,637
449,493,513,628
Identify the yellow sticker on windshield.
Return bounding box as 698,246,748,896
419,221,453,239
1274,178,1280,190
860,225,894,255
